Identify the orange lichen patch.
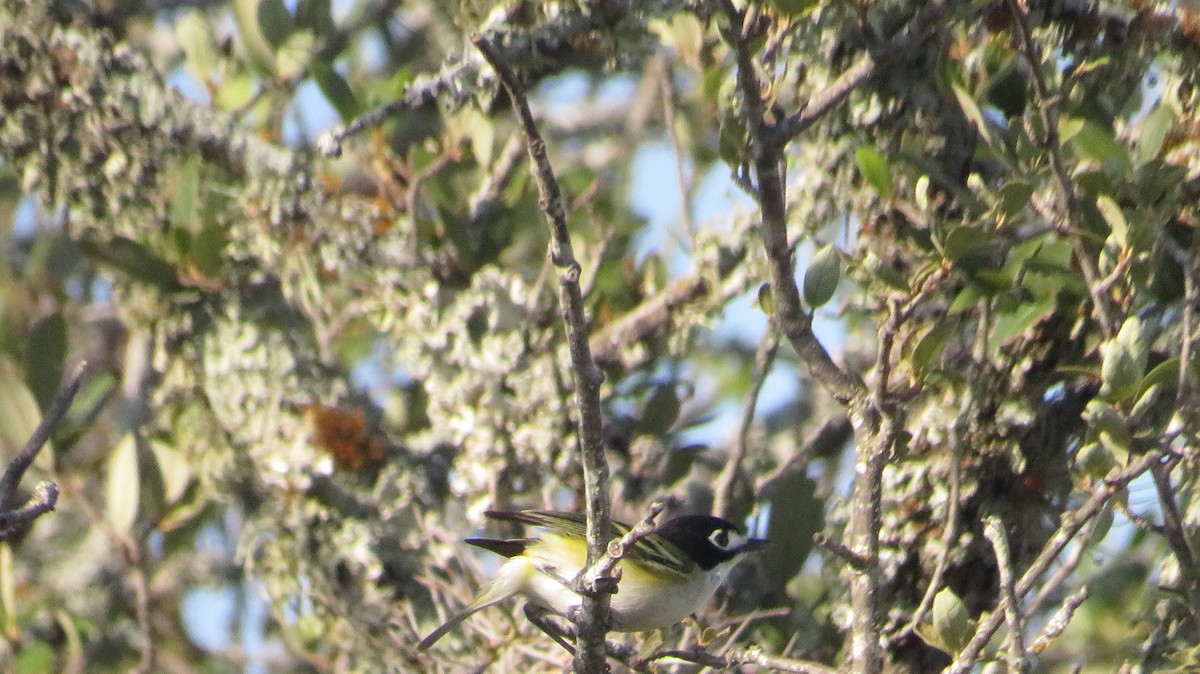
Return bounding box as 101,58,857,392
304,404,385,472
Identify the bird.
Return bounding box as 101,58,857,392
418,509,769,650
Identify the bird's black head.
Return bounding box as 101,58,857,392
655,514,770,570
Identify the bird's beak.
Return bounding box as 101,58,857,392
739,538,771,552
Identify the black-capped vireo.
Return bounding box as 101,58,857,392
418,509,769,650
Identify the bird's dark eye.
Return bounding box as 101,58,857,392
709,529,730,549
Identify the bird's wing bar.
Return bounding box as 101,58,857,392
483,510,695,575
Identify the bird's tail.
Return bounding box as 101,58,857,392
417,558,533,651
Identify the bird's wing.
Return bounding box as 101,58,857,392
464,537,537,558
483,510,696,577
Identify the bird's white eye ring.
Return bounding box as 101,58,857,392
709,528,731,549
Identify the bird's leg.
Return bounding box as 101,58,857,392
523,603,576,654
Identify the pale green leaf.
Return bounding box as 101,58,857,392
1136,104,1173,165
1095,195,1127,248
105,433,140,538
951,83,993,145
0,357,46,463
176,11,220,83
803,245,841,308
932,587,974,654
151,440,193,505
854,145,894,198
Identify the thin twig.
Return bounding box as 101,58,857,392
128,542,154,674
471,34,612,674
0,361,91,539
813,532,871,572
320,0,695,156
774,0,950,142
889,414,965,647
589,240,746,367
1004,0,1116,337
637,644,840,674
721,0,864,408
658,59,696,241
0,482,60,538
1029,587,1088,655
469,133,527,225
578,501,666,595
1025,522,1093,619
714,332,779,518
0,360,89,510
983,516,1027,674
944,451,1165,674
756,414,853,499
1149,461,1200,613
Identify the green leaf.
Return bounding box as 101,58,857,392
718,112,749,166
951,83,993,145
763,0,818,18
1057,116,1085,145
190,220,227,277
640,384,681,436
0,357,46,462
1076,441,1115,479
176,11,220,83
913,321,955,372
855,145,894,198
1100,316,1147,402
171,154,202,229
14,641,53,674
756,283,775,316
1072,56,1110,77
106,433,140,539
941,225,991,263
151,440,193,505
77,236,182,292
1083,400,1131,463
232,0,277,74
1071,121,1132,176
932,587,974,654
1095,195,1127,248
1136,104,1173,165
1140,357,1180,395
996,180,1034,217
23,312,67,413
0,544,13,636
256,0,294,48
915,175,932,210
992,298,1055,345
949,283,985,313
762,474,821,589
275,29,314,80
803,245,841,308
310,61,361,121
1129,382,1163,423
215,73,256,112
648,14,705,71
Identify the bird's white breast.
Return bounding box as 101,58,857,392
516,536,736,632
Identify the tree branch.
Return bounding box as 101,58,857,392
635,644,840,674
983,516,1028,674
0,360,91,539
578,501,666,596
472,34,612,674
321,0,693,156
756,414,853,499
714,330,779,519
774,0,951,143
1004,0,1117,337
722,1,864,409
944,450,1165,674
